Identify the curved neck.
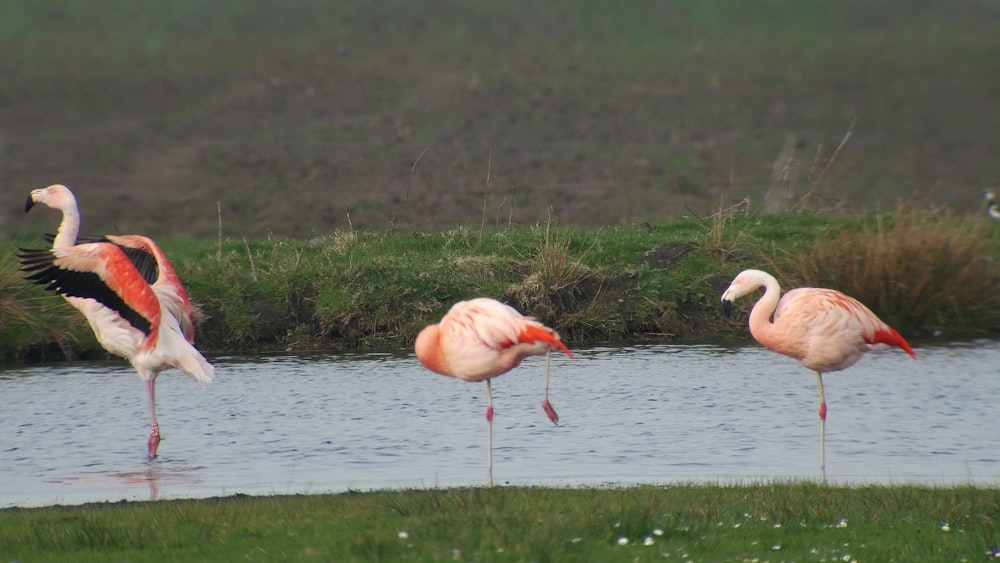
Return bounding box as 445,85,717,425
747,274,782,345
52,202,81,249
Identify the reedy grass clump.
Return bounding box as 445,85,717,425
1,484,997,562
772,206,1000,336
0,245,93,363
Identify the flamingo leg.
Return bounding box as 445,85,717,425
486,379,494,487
816,371,827,485
146,378,161,459
541,350,559,424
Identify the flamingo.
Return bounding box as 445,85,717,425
720,269,915,483
20,184,213,459
414,297,573,485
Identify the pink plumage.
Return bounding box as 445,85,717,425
721,268,915,482
20,184,213,459
415,297,572,484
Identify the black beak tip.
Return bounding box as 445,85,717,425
24,196,35,213
722,299,733,317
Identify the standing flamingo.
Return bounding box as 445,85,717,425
415,297,573,485
20,184,213,459
720,269,915,483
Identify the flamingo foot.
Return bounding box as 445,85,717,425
542,398,559,425
819,402,828,421
147,423,161,459
485,406,494,422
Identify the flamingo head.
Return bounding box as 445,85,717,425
414,324,449,376
721,269,774,316
26,184,77,213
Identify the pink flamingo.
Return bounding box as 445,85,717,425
721,268,915,482
20,184,213,459
415,297,573,484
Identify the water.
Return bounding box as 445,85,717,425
1,341,997,508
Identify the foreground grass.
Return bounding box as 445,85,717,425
5,207,1000,362
1,484,998,562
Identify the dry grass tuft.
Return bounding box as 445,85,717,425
705,196,752,261
775,206,1000,336
503,219,595,325
0,247,80,359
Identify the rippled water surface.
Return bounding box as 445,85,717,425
1,341,997,507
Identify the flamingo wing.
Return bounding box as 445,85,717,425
43,233,161,286
71,234,163,286
778,288,914,357
104,235,197,343
447,299,572,357
18,244,161,338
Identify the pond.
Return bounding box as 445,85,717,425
1,341,997,507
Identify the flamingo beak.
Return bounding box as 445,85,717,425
25,195,36,213
722,299,733,317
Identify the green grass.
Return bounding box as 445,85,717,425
6,207,1000,361
1,484,997,562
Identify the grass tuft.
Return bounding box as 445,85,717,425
0,245,92,362
774,205,1000,336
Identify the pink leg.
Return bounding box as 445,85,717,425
146,378,161,459
816,371,827,485
541,351,559,424
486,379,494,486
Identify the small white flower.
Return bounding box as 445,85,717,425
836,518,848,528
397,531,409,539
617,536,629,546
772,544,782,550
653,527,664,536
571,537,583,544
643,536,655,546
773,522,782,528
940,522,951,532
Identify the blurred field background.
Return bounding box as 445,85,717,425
1,0,998,239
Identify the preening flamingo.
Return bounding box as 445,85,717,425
720,269,915,483
415,297,573,485
20,184,213,459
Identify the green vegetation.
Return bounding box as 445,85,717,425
4,206,1000,362
1,484,997,562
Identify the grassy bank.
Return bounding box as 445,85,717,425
4,206,1000,363
1,484,998,561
